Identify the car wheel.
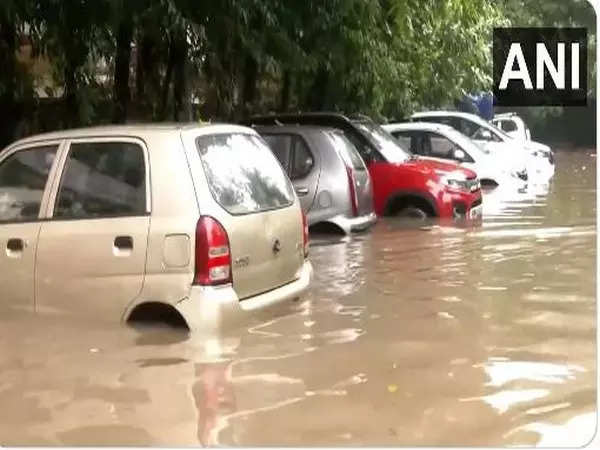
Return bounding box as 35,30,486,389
397,206,428,219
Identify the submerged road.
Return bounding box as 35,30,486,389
0,149,595,446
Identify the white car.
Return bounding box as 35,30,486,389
411,111,555,182
383,122,525,188
492,112,555,166
492,112,531,141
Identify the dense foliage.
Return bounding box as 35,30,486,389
0,0,596,147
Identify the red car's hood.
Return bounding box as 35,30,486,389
399,156,477,179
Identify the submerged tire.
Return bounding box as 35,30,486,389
397,206,429,219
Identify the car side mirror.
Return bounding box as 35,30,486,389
452,149,466,161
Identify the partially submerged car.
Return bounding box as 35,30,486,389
255,125,377,234
492,112,555,165
0,124,312,332
383,122,526,188
411,111,554,181
492,112,531,141
245,113,483,221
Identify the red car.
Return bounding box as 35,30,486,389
245,113,482,220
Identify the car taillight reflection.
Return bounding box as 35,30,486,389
345,165,359,217
301,210,309,258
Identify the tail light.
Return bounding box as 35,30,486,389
194,216,232,286
346,165,359,217
301,210,309,258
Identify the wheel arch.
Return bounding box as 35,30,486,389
124,301,190,330
383,190,439,217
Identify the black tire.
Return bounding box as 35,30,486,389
397,206,428,219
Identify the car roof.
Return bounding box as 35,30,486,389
383,122,456,133
411,110,490,120
251,124,342,135
245,112,351,122
243,112,371,129
493,112,518,118
4,123,254,150
411,110,498,129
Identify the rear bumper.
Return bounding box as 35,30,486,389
175,260,313,334
329,211,378,233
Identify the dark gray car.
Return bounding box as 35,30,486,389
255,125,376,234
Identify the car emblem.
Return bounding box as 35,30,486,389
272,239,281,254
234,256,250,268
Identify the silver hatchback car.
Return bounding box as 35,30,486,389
0,124,312,332
255,125,377,234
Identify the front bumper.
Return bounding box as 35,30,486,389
329,211,378,234
439,188,483,220
175,260,313,334
528,157,555,181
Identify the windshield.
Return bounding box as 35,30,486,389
468,116,513,142
352,120,412,163
444,128,487,159
491,123,515,141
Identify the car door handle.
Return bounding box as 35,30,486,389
114,236,134,250
6,238,24,252
295,187,309,196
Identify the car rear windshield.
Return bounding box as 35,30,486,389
326,131,367,171
196,133,295,215
351,120,412,163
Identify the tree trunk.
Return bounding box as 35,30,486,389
136,30,159,117
159,37,176,121
241,53,258,116
113,18,134,123
279,70,291,112
64,63,79,128
135,34,146,100
307,67,329,111
173,31,191,122
0,17,17,147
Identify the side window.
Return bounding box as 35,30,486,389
343,131,380,164
0,145,58,222
290,137,314,180
458,118,479,137
502,120,518,132
55,141,147,219
261,134,292,173
427,132,456,158
392,131,415,153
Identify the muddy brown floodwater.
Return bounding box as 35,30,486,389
0,150,596,446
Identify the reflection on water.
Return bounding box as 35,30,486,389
0,150,596,446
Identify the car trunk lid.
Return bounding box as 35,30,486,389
227,206,304,300
192,131,305,300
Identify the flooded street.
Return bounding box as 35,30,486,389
0,149,596,446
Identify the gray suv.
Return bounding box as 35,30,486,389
255,125,376,234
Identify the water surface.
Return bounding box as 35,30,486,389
0,149,596,446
